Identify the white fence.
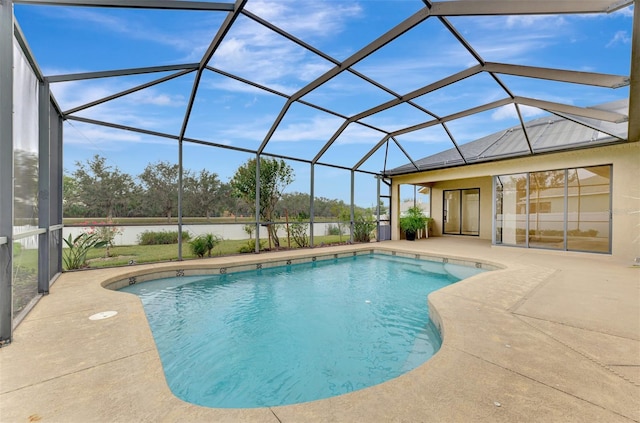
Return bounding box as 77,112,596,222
62,222,350,246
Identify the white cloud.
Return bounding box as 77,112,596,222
65,123,141,145
614,6,634,18
128,90,185,107
491,104,544,121
270,115,345,142
247,0,362,38
205,0,362,93
51,78,186,112
505,15,567,29
606,30,631,47
209,31,333,93
334,122,385,145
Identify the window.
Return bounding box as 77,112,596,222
494,165,611,253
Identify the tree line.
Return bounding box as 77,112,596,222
63,154,362,221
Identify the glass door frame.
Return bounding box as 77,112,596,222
492,165,613,254
442,188,480,236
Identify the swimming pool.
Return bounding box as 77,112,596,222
121,253,485,408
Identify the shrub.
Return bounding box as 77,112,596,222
83,219,123,258
353,214,376,243
289,217,309,248
190,234,221,258
243,224,255,239
189,236,208,258
238,239,266,253
138,230,191,245
326,224,342,236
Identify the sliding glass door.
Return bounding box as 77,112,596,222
495,174,527,246
494,165,611,253
443,188,480,236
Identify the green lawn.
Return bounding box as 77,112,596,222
81,234,351,269
12,244,39,317
9,234,354,311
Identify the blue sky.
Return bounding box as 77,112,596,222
13,0,634,207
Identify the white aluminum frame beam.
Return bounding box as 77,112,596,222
354,136,391,170
428,0,632,16
64,68,195,115
392,98,514,136
351,65,483,122
14,0,235,10
13,22,43,81
47,63,198,83
629,3,640,142
257,7,431,154
551,112,627,141
484,62,629,88
515,97,629,123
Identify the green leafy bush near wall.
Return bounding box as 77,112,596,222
138,230,191,245
353,214,376,243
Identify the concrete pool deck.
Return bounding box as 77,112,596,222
1,238,638,422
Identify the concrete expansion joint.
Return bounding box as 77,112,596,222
508,268,561,314
269,407,283,423
1,347,158,396
515,315,640,388
451,345,638,421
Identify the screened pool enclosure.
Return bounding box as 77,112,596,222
1,0,637,344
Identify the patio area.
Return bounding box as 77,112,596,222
1,237,638,422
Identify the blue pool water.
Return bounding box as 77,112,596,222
121,254,484,408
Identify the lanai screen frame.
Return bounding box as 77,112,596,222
1,0,638,344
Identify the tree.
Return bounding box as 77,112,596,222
139,161,179,222
63,175,87,217
183,169,220,219
230,157,294,247
277,192,310,218
72,154,136,218
214,182,252,217
13,149,39,224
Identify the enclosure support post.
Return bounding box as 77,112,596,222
563,169,569,251
525,173,530,248
0,0,15,344
413,185,417,207
54,111,63,274
255,154,261,253
376,175,381,242
309,164,314,247
491,176,496,246
350,170,355,243
38,81,50,294
177,138,183,260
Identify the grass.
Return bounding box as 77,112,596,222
9,234,361,309
81,234,353,269
12,245,39,317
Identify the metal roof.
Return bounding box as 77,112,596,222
9,0,639,177
386,99,630,176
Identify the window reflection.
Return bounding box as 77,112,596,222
567,166,611,253
12,235,39,318
495,174,526,246
529,170,565,250
495,165,611,253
